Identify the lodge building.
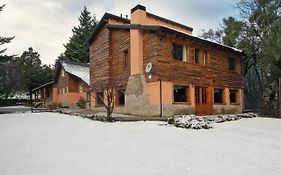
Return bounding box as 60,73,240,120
87,5,244,116
32,61,90,108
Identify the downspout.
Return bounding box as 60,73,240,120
160,79,162,117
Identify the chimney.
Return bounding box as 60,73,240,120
129,5,147,75
130,4,146,25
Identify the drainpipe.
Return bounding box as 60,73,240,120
160,79,162,117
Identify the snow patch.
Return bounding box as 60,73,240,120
168,113,258,129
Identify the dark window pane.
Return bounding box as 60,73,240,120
173,43,183,61
195,87,200,103
124,49,129,68
194,49,199,63
173,85,187,102
118,90,125,105
214,89,223,103
230,90,237,103
202,88,207,103
229,58,236,71
97,92,103,106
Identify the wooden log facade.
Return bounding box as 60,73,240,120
88,5,244,116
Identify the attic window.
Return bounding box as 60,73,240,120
61,69,65,77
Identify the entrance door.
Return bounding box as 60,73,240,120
195,86,212,115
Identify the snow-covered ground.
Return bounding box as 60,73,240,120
0,113,281,175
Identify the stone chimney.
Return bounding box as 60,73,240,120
130,5,146,75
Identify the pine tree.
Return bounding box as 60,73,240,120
18,47,54,102
59,6,98,63
0,4,14,62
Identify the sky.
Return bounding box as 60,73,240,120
0,0,240,65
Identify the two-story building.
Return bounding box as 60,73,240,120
32,61,90,108
88,4,244,117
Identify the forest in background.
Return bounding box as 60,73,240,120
200,0,280,115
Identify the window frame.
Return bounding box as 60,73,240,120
173,85,189,103
172,43,184,61
96,92,104,106
214,88,224,104
117,89,125,106
123,49,129,69
228,58,236,71
194,48,200,64
229,89,239,104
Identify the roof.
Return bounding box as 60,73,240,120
87,13,130,45
32,81,55,92
60,61,90,85
146,12,193,32
106,24,243,54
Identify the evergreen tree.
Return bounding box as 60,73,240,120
200,0,281,113
0,4,14,62
17,47,54,102
59,6,98,63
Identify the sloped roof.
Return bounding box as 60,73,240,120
32,81,55,92
60,61,90,85
106,24,243,54
87,12,130,45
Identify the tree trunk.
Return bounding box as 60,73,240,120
278,77,281,118
29,89,32,104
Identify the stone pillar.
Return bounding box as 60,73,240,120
125,5,149,115
125,74,149,113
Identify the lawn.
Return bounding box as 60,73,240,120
0,112,281,175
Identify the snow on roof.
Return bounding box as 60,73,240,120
61,61,90,85
196,36,243,53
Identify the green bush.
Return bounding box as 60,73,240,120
77,97,86,108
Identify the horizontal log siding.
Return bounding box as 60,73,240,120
89,27,110,90
150,32,243,88
109,29,130,89
143,31,160,83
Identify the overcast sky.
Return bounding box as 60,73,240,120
0,0,240,65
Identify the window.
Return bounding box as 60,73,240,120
79,85,83,92
62,88,65,94
195,87,200,103
214,89,223,103
118,90,125,105
230,90,238,103
61,69,65,77
66,86,69,93
172,43,184,61
124,49,129,69
203,51,207,66
173,85,188,102
202,88,207,103
194,48,199,64
229,58,236,71
97,92,104,106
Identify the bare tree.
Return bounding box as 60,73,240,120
89,80,120,121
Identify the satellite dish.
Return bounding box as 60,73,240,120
145,63,153,73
